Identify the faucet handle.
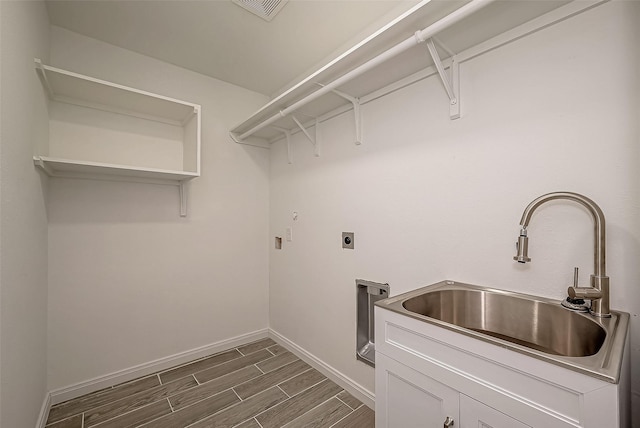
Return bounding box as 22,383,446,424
568,267,603,300
567,267,586,303
561,266,589,312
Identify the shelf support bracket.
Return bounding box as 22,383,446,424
424,38,460,120
33,156,55,176
34,58,55,99
179,181,188,217
291,115,320,157
273,126,293,164
331,89,362,145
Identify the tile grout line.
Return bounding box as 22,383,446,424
182,389,255,428
155,348,249,382
155,391,230,428
327,412,352,428
335,395,350,408
85,395,178,428
73,375,200,427
243,385,299,423
192,374,201,385
233,362,309,401
335,395,358,411
236,347,246,357
44,413,82,428
164,384,241,416
231,387,244,402
81,413,85,428
166,397,175,412
254,417,266,428
51,371,179,424
171,348,274,387
254,363,265,374
281,392,344,428
277,375,326,399
276,384,291,398
328,404,362,428
273,367,312,388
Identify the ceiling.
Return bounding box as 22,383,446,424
45,0,420,97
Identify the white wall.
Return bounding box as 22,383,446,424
46,27,271,391
269,0,640,419
0,1,51,426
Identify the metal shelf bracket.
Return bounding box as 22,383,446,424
331,89,362,145
424,38,460,120
179,181,188,217
291,114,320,157
273,126,293,164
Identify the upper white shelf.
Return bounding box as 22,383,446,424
230,0,592,145
35,59,199,126
34,59,202,216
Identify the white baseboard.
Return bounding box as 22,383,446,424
49,329,268,405
36,391,51,428
46,328,375,413
269,329,375,410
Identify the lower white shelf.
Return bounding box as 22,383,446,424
34,156,198,182
34,156,197,216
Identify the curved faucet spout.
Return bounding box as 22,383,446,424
518,192,606,278
514,192,610,317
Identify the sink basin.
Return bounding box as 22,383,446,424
402,288,606,357
376,281,629,383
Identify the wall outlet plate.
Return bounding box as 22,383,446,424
342,232,354,249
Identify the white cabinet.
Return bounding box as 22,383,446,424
375,307,628,428
33,59,201,216
460,395,530,428
377,353,458,428
377,352,530,428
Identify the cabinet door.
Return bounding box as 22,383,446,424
460,394,531,428
376,353,459,428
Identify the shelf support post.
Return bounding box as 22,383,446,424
179,181,188,217
291,115,320,157
273,126,293,164
424,38,460,120
449,56,460,119
331,89,362,145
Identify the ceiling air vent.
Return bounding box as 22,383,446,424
232,0,288,22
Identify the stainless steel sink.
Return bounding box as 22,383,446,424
402,288,606,357
376,281,629,383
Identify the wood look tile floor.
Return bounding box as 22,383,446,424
46,339,375,428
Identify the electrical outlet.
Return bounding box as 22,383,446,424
342,232,354,249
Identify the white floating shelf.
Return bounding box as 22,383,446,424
230,0,599,152
34,59,202,217
35,59,198,126
33,156,199,183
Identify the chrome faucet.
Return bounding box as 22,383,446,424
513,192,610,318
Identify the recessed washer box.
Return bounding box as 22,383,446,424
356,279,389,367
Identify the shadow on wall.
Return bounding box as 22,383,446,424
45,177,186,224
